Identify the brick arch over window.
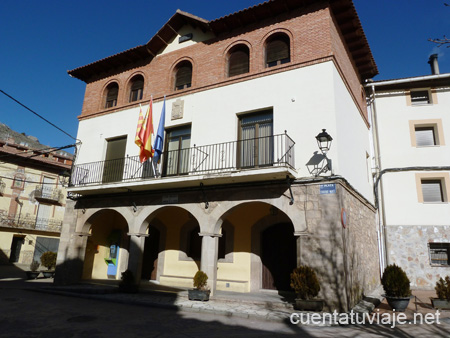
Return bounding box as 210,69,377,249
264,32,291,68
173,60,193,91
127,74,144,102
103,82,119,109
227,44,250,77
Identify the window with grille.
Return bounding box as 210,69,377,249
429,243,450,266
174,62,192,90
105,83,118,108
228,45,249,77
411,90,430,105
129,75,144,102
415,126,436,146
265,33,290,67
421,179,444,202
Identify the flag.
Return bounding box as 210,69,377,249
153,97,166,164
134,104,144,148
137,98,154,163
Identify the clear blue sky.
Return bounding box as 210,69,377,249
1,0,448,152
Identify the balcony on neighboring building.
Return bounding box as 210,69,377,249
0,213,63,233
69,133,296,195
0,178,5,195
34,185,64,205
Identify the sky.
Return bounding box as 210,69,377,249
1,0,449,152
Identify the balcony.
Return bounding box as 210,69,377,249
70,133,296,194
34,185,64,205
0,213,63,233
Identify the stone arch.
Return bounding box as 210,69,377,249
80,208,130,280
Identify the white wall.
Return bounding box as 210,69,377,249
374,87,450,226
75,61,373,201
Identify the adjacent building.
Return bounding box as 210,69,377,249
0,123,73,266
367,55,450,289
57,0,380,311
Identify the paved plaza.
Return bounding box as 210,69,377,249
1,263,449,337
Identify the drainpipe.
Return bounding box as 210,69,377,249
368,84,388,276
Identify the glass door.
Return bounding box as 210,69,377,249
163,126,191,176
239,110,273,168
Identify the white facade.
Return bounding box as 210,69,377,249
75,61,373,202
368,72,450,288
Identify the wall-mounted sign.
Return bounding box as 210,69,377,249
319,183,336,194
162,195,178,204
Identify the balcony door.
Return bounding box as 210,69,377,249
163,126,191,176
239,110,273,168
103,136,127,183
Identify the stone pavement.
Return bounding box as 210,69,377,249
1,263,449,326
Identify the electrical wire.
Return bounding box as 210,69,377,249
0,89,77,141
0,144,76,161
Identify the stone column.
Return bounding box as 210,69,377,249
126,233,147,284
200,233,219,296
55,200,88,285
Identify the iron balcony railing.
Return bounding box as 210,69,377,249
0,213,63,232
34,185,64,205
71,133,295,187
0,179,5,195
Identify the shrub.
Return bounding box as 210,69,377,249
30,260,40,272
193,270,208,290
435,276,450,300
119,270,138,293
40,251,57,270
290,265,320,300
381,264,411,298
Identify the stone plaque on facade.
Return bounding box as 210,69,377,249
171,99,184,120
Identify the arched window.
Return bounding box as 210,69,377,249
228,45,249,77
174,61,192,90
265,33,290,68
104,83,119,108
129,75,144,102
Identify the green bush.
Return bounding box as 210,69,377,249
381,264,411,298
290,265,320,300
30,260,40,272
435,276,450,300
193,270,208,290
40,251,57,270
119,269,138,293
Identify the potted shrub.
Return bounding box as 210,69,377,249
119,270,139,293
40,251,57,278
381,264,412,311
188,270,210,301
26,260,40,280
290,265,323,311
431,276,450,310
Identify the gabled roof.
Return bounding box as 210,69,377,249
68,0,377,82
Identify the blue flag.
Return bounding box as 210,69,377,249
153,97,166,164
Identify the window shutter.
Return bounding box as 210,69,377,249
175,66,192,89
421,180,443,202
415,127,436,146
229,50,249,77
266,39,289,64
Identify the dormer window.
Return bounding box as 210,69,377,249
105,83,119,108
174,61,192,90
228,45,250,77
129,75,144,102
265,33,290,68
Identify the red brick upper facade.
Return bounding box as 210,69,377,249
69,0,377,125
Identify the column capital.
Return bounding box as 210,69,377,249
199,232,222,238
127,232,149,237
